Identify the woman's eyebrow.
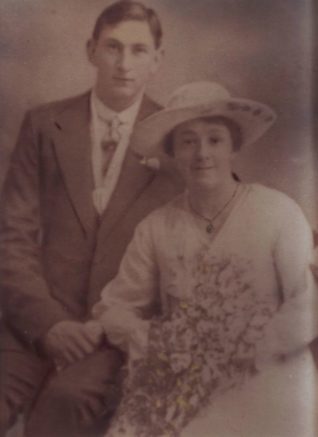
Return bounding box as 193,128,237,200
178,130,197,136
205,126,225,132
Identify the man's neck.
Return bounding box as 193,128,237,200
94,87,144,113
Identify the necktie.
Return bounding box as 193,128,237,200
100,115,123,180
93,115,127,215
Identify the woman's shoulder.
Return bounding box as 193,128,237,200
244,183,311,239
246,183,303,215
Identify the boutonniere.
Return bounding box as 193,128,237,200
139,156,161,170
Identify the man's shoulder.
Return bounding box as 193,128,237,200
143,95,162,111
138,94,163,120
27,91,90,122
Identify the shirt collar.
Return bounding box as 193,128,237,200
90,88,143,127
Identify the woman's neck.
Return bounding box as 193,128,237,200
188,179,239,218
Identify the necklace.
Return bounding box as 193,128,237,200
188,183,240,234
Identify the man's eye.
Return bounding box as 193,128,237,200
106,42,120,52
133,46,148,55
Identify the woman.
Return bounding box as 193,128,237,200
91,82,318,436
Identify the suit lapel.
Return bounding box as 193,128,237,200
135,94,162,122
96,149,154,245
96,95,161,246
52,92,97,234
51,93,161,237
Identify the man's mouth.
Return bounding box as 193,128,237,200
113,77,134,84
193,166,215,171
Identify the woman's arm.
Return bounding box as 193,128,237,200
91,216,159,359
256,200,318,367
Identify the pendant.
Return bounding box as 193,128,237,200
206,223,213,233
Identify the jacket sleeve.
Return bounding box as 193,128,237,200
256,200,318,366
0,112,73,346
92,216,158,360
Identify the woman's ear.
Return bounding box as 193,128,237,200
231,172,241,182
230,148,239,162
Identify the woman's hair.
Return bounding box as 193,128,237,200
92,1,163,49
163,116,242,156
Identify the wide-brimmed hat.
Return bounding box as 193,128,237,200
131,81,276,157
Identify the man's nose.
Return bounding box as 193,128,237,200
116,48,133,71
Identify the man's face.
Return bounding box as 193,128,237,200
87,20,162,110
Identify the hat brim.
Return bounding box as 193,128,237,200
131,98,276,158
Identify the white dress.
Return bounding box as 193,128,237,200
93,183,318,437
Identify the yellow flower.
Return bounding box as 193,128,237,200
158,353,168,362
177,396,188,408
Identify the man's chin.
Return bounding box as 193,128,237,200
112,80,136,93
109,89,139,108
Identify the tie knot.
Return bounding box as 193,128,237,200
99,114,123,131
110,115,121,130
99,115,124,143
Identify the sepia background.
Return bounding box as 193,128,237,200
0,1,317,436
0,0,316,229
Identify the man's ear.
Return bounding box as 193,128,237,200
150,47,165,75
86,38,97,65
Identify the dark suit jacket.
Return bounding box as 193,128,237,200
0,91,181,351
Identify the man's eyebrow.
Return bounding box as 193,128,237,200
132,42,151,48
103,37,122,45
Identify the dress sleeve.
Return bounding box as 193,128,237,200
257,200,318,364
92,216,159,359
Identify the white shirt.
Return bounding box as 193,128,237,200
90,89,143,214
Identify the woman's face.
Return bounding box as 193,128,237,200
172,118,236,191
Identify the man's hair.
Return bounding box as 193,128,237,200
92,1,163,49
163,115,242,156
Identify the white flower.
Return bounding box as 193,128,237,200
196,320,212,335
201,365,212,384
170,352,192,373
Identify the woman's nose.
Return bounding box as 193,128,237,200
195,140,210,160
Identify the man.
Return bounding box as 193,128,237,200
0,2,181,436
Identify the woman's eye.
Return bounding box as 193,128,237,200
183,139,196,146
209,136,220,145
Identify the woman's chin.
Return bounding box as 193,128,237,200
189,176,220,192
